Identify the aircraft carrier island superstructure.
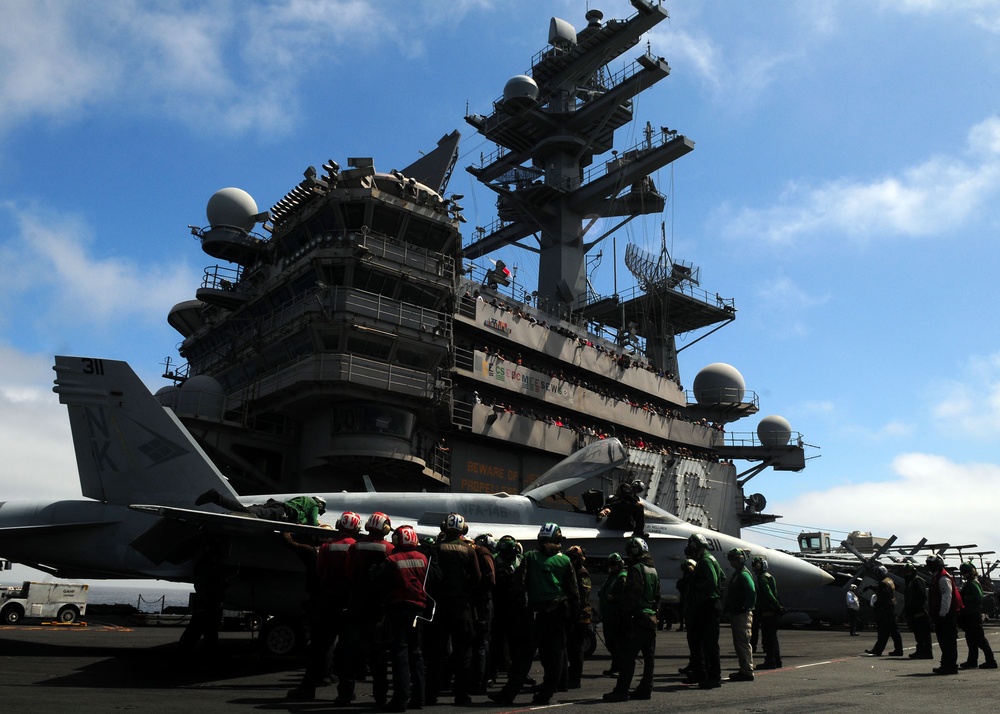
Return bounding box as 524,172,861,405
159,0,808,539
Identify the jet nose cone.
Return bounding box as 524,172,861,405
769,549,835,590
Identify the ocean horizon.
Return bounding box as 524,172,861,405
1,580,193,611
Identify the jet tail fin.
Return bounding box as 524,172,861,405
53,356,240,507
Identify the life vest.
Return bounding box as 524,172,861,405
929,570,964,616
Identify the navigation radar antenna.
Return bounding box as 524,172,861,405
625,222,698,291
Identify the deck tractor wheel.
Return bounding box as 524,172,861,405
2,604,25,625
259,616,304,657
57,605,80,623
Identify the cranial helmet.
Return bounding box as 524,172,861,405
926,552,945,570
497,535,520,558
607,552,625,568
393,525,420,548
366,511,392,536
687,533,709,550
442,512,468,535
960,561,977,576
727,547,746,566
625,537,649,559
751,555,768,572
538,522,563,542
314,496,327,514
566,545,585,562
474,533,496,551
337,511,362,532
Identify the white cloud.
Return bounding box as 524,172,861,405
881,0,1000,33
765,452,1000,552
720,116,1000,245
932,351,1000,438
0,346,78,501
751,276,830,338
0,203,198,336
0,0,487,138
872,421,913,440
659,28,722,90
655,24,795,111
0,0,116,130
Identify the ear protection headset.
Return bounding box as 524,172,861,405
366,511,392,536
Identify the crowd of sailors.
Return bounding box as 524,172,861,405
858,555,997,673
270,510,674,709
187,501,786,710
181,493,998,709
461,289,681,386
476,390,728,464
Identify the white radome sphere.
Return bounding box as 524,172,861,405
504,75,539,107
693,363,745,404
758,415,793,447
206,187,258,232
154,384,180,410
176,374,225,420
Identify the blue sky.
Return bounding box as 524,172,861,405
3,0,1000,581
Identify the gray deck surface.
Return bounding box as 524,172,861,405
2,620,998,712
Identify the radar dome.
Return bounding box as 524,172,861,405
503,75,539,110
757,415,792,447
693,363,745,404
154,384,180,411
207,187,258,232
176,374,225,421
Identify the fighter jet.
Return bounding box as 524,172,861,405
0,356,832,642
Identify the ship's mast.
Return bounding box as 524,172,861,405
463,1,693,312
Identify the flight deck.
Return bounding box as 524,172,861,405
2,620,997,713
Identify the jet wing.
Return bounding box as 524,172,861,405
0,520,117,536
129,505,335,539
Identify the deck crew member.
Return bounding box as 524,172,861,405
490,535,528,679
425,512,480,706
336,511,394,705
598,552,628,677
958,561,997,669
489,522,579,706
864,565,902,657
677,555,698,674
194,489,326,526
684,533,724,689
724,548,756,682
602,537,660,701
564,545,592,690
927,552,963,675
598,481,646,536
472,532,497,693
374,524,429,712
845,583,861,636
902,562,933,659
752,555,783,669
288,510,361,701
